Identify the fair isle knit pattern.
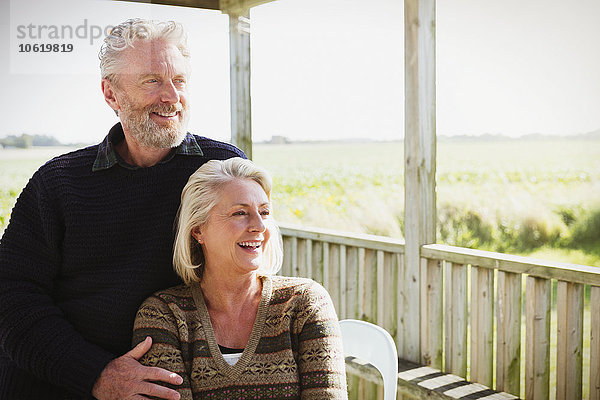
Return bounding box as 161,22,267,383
133,275,348,399
0,123,245,399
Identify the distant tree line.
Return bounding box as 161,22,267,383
0,134,62,148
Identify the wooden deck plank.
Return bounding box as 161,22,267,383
392,358,520,399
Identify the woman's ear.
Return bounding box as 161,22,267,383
191,226,203,244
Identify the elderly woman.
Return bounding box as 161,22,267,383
132,158,347,399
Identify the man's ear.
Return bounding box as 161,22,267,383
191,226,203,244
101,79,120,115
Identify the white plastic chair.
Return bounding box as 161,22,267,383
339,319,398,400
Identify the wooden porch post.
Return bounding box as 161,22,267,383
403,0,437,363
228,11,253,159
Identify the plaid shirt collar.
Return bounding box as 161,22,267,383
92,123,203,171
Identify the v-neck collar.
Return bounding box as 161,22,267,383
191,275,273,381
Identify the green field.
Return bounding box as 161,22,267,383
253,139,600,267
1,139,599,266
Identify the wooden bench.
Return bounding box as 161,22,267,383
345,357,520,399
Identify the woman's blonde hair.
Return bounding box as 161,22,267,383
173,158,283,284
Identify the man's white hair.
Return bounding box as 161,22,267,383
99,18,190,83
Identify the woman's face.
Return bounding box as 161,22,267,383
193,178,272,276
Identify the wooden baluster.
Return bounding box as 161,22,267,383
470,265,494,386
340,244,348,319
556,281,583,400
420,257,442,368
591,286,600,400
297,238,306,277
322,242,330,290
281,236,292,276
496,270,522,396
376,250,385,326
525,276,551,400
445,261,468,377
396,253,405,357
382,252,398,340
291,236,298,277
358,247,366,320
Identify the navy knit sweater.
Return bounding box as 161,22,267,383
0,124,245,399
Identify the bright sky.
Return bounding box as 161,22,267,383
1,0,599,145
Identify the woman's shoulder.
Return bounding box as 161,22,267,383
269,275,315,290
141,283,195,309
268,275,329,302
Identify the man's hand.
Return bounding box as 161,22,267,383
92,336,183,400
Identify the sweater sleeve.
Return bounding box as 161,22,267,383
296,281,348,400
133,294,194,400
0,170,114,396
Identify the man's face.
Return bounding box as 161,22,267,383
109,39,190,149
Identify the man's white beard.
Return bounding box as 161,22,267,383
120,97,189,149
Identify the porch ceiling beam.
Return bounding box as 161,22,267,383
115,0,220,10
115,0,276,12
221,0,276,14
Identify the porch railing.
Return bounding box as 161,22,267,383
279,223,600,399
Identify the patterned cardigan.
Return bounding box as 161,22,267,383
132,275,348,399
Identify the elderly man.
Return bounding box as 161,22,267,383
0,19,245,399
